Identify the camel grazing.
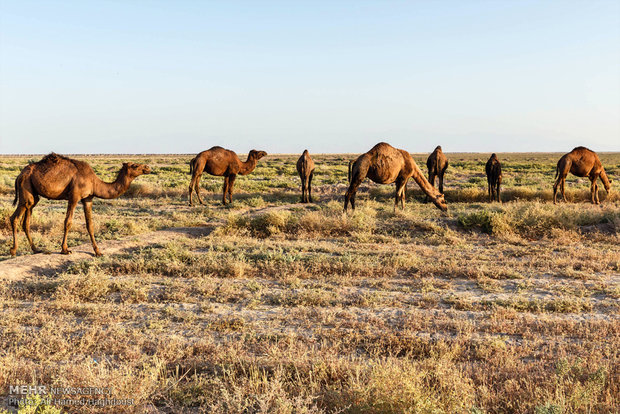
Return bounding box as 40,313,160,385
427,145,449,194
10,153,151,257
188,146,267,206
344,142,447,212
485,153,502,202
296,150,315,203
553,147,612,204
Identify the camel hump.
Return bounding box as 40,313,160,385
572,146,592,153
39,152,67,165
369,142,395,152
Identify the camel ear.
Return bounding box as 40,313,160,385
123,162,128,168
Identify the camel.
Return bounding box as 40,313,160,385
296,150,315,203
188,146,267,206
485,153,502,202
344,142,447,212
10,153,151,257
553,147,612,204
427,145,449,194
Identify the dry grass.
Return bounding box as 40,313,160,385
0,152,618,413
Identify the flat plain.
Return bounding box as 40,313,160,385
0,151,618,413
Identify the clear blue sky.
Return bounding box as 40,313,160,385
1,0,618,154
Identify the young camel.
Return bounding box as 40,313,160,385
10,153,151,257
426,145,449,194
553,147,612,204
485,153,502,202
344,142,447,212
188,146,267,206
296,150,315,203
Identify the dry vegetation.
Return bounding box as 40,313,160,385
0,152,619,413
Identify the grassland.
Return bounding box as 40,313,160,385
0,152,618,413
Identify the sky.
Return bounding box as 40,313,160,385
0,0,619,154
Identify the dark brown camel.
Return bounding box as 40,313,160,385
296,150,315,203
188,146,267,206
553,146,612,204
344,142,447,212
427,145,449,194
10,153,151,257
485,153,502,202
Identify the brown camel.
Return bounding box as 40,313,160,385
296,150,315,203
344,142,447,212
426,145,449,194
188,146,267,206
10,153,151,257
553,147,612,204
485,153,502,202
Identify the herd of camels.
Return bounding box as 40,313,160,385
8,143,613,257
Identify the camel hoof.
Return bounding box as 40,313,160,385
95,251,103,257
9,249,16,257
61,249,72,255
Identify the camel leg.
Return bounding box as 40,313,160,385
394,176,406,211
23,198,42,254
227,174,236,204
9,205,27,256
594,181,600,204
438,172,444,194
300,176,307,203
83,199,102,257
222,176,229,205
400,177,409,210
188,175,196,206
561,178,567,202
488,177,493,201
308,171,314,203
61,198,79,254
189,174,204,206
195,174,204,205
496,178,501,203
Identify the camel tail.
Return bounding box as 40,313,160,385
348,160,353,183
554,164,559,180
189,156,196,175
13,175,21,206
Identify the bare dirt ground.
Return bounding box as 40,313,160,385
0,226,215,281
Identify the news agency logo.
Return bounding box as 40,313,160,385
8,385,47,396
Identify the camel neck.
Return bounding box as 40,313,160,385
409,161,439,197
93,170,133,199
239,156,257,175
600,169,612,190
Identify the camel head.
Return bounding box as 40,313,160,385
435,145,442,152
122,162,152,178
431,193,448,212
248,150,267,160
